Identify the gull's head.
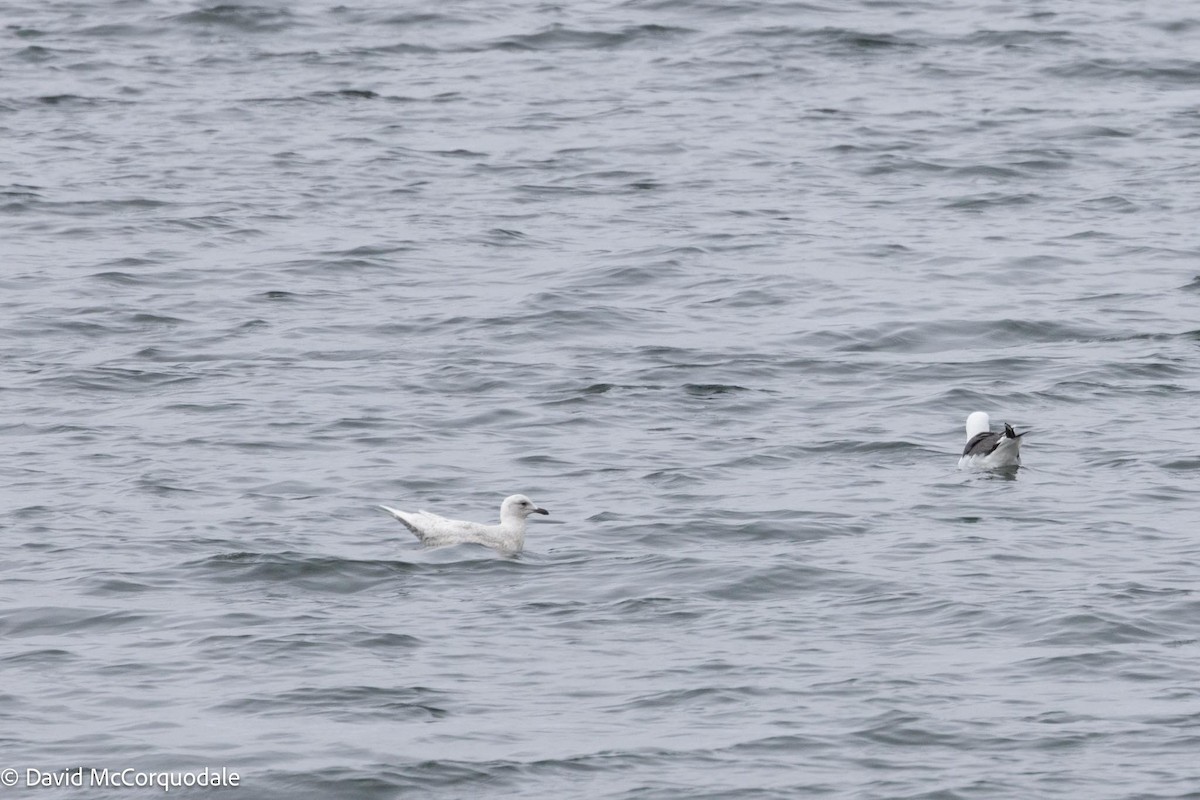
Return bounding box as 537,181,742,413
965,411,991,439
501,494,549,521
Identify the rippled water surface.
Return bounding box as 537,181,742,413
4,0,1200,797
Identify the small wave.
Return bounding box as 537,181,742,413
190,552,415,591
488,23,692,52
1045,58,1200,86
963,28,1081,49
219,684,446,721
168,5,298,33
0,608,152,637
944,191,1041,210
824,318,1111,354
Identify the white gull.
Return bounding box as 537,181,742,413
378,494,549,553
958,411,1025,470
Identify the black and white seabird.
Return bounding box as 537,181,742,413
958,411,1025,469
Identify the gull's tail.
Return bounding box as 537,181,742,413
378,504,421,537
992,425,1023,465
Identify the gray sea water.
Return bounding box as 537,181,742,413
4,0,1200,797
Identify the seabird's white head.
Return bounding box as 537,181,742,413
965,411,991,439
499,494,549,524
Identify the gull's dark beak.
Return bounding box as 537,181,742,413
534,507,549,516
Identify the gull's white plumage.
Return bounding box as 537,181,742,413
379,494,548,553
958,411,1024,470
